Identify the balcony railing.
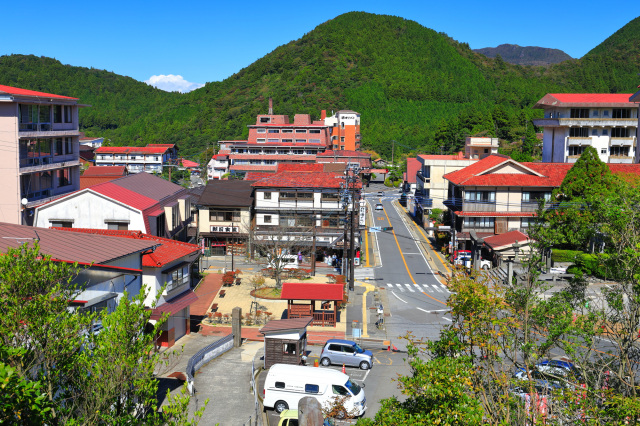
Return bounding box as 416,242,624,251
414,196,433,207
462,201,496,212
609,156,634,164
567,137,592,146
610,137,636,147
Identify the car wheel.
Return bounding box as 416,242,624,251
321,357,331,367
359,361,370,370
274,400,288,413
482,265,489,270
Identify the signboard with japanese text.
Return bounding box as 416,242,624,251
210,226,239,233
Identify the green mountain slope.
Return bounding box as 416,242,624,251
474,44,572,66
1,12,639,160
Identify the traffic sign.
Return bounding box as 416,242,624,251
438,225,451,231
369,226,381,232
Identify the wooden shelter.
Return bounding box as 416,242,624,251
280,283,344,327
259,317,313,368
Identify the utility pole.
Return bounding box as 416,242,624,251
311,216,317,277
340,164,360,292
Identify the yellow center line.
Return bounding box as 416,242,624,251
357,280,376,338
383,201,447,306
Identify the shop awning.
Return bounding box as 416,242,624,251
150,290,198,320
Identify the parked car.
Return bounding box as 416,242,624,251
320,339,373,370
263,364,367,416
377,191,384,196
278,409,335,426
514,359,581,382
375,203,384,211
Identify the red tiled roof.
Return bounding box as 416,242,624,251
95,146,169,154
82,166,127,177
406,158,420,184
370,169,389,174
230,154,317,161
277,163,325,172
89,182,159,210
181,159,199,168
0,84,78,100
317,150,370,158
535,93,634,108
244,172,274,180
146,144,176,148
252,171,360,189
445,155,640,188
455,211,536,217
229,165,279,172
280,283,344,301
483,230,532,250
80,176,121,190
54,228,200,267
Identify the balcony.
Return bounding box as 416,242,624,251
417,171,430,183
414,196,433,208
567,137,592,146
610,137,636,147
462,201,496,212
534,118,637,127
19,155,79,173
609,156,634,164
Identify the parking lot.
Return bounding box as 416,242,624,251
262,345,410,425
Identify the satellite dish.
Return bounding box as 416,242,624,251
21,198,28,206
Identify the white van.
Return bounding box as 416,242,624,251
268,255,300,270
263,364,367,417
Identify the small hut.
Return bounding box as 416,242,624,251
259,317,313,368
280,282,344,327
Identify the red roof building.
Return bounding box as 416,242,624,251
80,166,128,189
533,93,638,163
94,144,176,174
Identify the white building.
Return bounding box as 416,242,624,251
206,154,229,180
533,93,638,164
94,145,173,174
0,84,83,225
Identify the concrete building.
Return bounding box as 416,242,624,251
324,110,361,151
94,145,174,174
206,154,229,180
0,84,83,225
533,93,638,163
34,172,194,241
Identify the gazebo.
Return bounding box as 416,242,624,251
280,282,344,327
259,317,313,368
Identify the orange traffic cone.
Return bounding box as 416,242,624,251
342,364,346,374
392,344,398,352
314,358,319,367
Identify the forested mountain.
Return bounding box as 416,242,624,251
1,12,639,161
473,44,572,66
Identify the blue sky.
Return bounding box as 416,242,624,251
2,1,638,92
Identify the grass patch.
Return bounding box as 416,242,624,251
250,287,282,299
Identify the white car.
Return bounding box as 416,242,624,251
375,203,384,211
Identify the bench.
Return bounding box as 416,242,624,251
219,290,226,298
211,303,218,312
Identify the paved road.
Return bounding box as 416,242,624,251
366,193,451,351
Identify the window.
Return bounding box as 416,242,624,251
592,110,599,117
57,168,72,187
322,216,340,227
569,128,589,137
275,382,285,389
64,138,72,155
295,139,306,143
264,192,271,199
106,221,128,230
332,385,350,396
257,128,266,133
464,191,495,203
209,209,241,221
601,148,607,154
610,146,630,157
521,218,534,228
341,122,345,129
603,129,609,135
268,129,280,133
570,108,589,118
53,105,62,123
256,138,266,143
64,105,72,123
522,191,551,202
279,216,313,227
249,149,260,154
156,213,166,236
39,105,51,125
295,129,307,134
260,117,270,123
305,384,320,394
282,139,293,143
280,192,296,199
603,110,610,117
591,129,598,136
50,220,72,228
264,215,272,224
463,217,495,228
613,109,632,119
268,139,279,143
283,343,296,355
309,139,320,143
568,146,585,156
340,137,345,142
322,192,339,201
282,129,293,133
172,206,179,229
297,192,313,200
611,127,631,138
309,129,321,134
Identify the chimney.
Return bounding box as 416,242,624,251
321,110,326,120
268,98,273,115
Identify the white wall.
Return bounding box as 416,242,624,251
34,190,146,232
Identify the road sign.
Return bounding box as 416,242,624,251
438,225,451,230
369,226,381,232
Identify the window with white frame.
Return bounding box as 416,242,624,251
601,148,607,154
568,146,586,156
613,109,632,119
295,129,307,134
610,146,630,156
309,129,321,134
257,128,266,133
264,192,271,199
268,129,280,133
522,191,551,203
463,217,494,228
521,217,534,228
464,191,495,203
296,139,306,143
264,215,272,223
257,138,266,143
282,129,293,133
569,128,589,137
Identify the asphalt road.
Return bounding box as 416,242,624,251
365,190,451,351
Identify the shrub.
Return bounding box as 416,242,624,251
551,249,584,263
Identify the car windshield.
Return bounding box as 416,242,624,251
344,379,361,396
353,343,365,353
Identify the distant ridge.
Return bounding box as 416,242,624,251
474,44,573,66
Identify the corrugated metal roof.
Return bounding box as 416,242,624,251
259,317,313,334
197,180,255,207
104,172,185,202
0,84,78,100
0,222,154,264
484,230,531,250
82,166,127,177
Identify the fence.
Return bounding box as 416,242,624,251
185,334,234,395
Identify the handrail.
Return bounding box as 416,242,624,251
185,333,234,395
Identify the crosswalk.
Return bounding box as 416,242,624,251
386,283,450,294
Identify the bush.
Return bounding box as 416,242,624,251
393,180,400,187
551,249,584,263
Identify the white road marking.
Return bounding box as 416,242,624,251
416,307,429,313
432,284,444,293
392,292,407,303
395,283,405,292
405,284,415,292
386,283,393,288
442,316,452,322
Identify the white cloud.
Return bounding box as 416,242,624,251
144,74,204,93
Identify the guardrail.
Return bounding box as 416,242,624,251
185,334,234,395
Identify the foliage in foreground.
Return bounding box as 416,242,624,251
0,242,207,424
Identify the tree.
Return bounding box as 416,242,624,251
540,146,619,250
0,242,206,424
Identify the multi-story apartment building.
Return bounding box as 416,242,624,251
222,141,324,175
533,94,638,163
0,85,82,225
324,110,361,151
252,164,361,256
442,154,640,251
415,137,499,211
94,144,175,173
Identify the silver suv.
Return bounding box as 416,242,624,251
320,339,373,370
